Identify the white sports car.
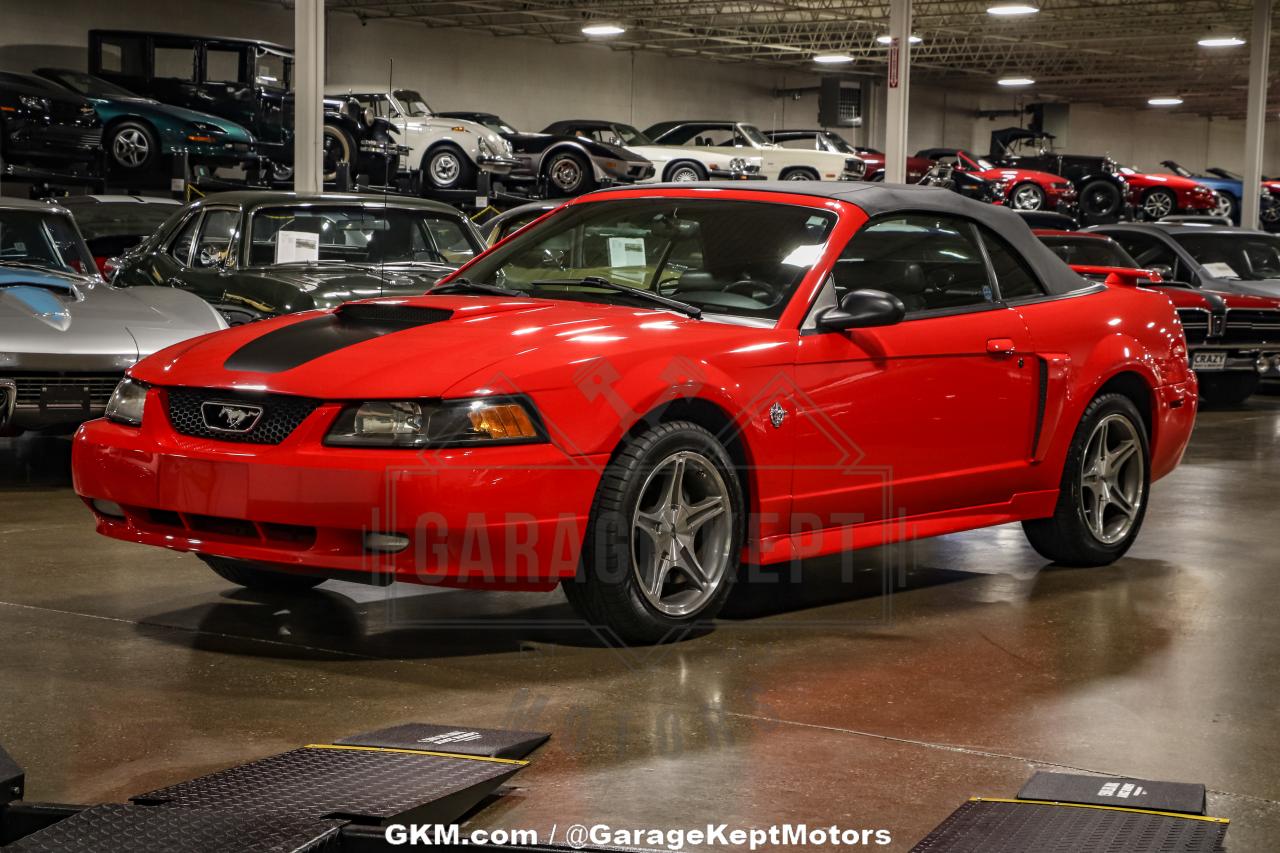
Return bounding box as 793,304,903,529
644,120,865,181
540,120,762,183
336,89,520,193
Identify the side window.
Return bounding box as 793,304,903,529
205,48,243,84
832,214,995,314
191,210,239,269
168,215,200,265
154,44,197,82
96,35,146,76
778,138,815,151
424,218,478,264
1110,232,1178,271
978,228,1046,299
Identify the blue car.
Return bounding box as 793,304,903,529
1162,160,1245,222
33,68,256,176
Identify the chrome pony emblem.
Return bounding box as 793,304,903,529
769,402,787,429
201,401,264,433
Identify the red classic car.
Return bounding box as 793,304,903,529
73,183,1197,643
851,146,934,183
917,148,1078,213
1036,228,1279,404
1118,167,1218,221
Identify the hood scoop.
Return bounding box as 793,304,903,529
224,303,453,374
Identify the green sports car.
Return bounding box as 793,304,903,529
33,68,256,175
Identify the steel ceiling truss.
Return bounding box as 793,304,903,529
328,0,1273,117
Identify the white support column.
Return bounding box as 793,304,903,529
884,0,912,184
1242,0,1272,231
294,0,325,194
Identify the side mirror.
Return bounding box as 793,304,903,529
817,289,906,331
1148,263,1174,280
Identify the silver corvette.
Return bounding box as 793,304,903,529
1,197,226,434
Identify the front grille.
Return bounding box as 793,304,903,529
1223,309,1280,346
12,372,121,408
844,157,866,178
1176,308,1211,346
165,387,322,445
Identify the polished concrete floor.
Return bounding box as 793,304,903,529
1,400,1279,851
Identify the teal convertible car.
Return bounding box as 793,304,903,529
33,68,256,175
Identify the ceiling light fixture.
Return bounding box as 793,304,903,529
1148,97,1184,106
1197,35,1246,47
582,22,626,36
876,34,923,45
813,53,855,64
998,77,1035,86
987,3,1040,15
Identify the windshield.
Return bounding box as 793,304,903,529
1174,232,1280,281
0,210,96,275
738,124,772,147
1166,163,1193,178
49,70,136,98
248,206,481,266
1211,168,1242,180
393,89,433,117
817,132,856,154
608,123,652,146
475,115,518,135
455,199,836,321
255,48,290,89
1039,236,1138,268
63,202,177,241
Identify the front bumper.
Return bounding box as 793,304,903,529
591,156,655,184
707,167,766,181
8,124,103,164
477,154,520,175
72,390,604,590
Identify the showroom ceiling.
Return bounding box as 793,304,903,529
327,0,1270,118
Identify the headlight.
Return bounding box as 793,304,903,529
477,136,495,157
324,397,544,448
729,157,747,171
19,94,48,112
190,121,222,134
105,378,148,427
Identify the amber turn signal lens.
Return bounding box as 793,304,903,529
468,404,538,439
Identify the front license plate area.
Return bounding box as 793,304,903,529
1192,351,1227,371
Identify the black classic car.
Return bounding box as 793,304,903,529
109,191,485,324
435,111,653,196
987,127,1130,222
87,30,401,183
0,72,102,173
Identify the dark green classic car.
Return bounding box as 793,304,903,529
110,192,484,325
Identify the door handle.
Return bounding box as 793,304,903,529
986,338,1016,356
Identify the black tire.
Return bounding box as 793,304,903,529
1198,372,1260,407
1080,180,1123,221
106,120,158,173
1141,188,1177,221
544,150,594,197
664,160,707,182
780,167,819,181
562,421,744,644
198,555,324,592
1214,191,1238,223
1008,181,1046,211
422,144,476,191
1022,393,1150,567
322,123,356,181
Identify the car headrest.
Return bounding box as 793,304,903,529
832,260,928,294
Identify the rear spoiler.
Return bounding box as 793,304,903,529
1068,264,1163,287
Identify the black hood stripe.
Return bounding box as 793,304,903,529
224,306,452,373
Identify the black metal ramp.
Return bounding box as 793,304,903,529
911,798,1229,853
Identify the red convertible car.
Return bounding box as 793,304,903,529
916,148,1078,213
72,183,1198,643
1117,167,1218,221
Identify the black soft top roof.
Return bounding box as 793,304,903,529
586,181,1090,296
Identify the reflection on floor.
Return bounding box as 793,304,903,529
2,399,1279,850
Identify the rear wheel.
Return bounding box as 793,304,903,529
1009,181,1046,210
1142,188,1177,221
198,555,324,592
1198,372,1259,407
562,421,742,644
1022,394,1150,566
1080,180,1123,221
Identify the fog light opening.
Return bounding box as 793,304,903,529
364,532,410,553
92,499,126,519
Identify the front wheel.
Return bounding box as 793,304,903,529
1080,180,1123,221
107,121,158,173
322,124,356,182
1198,372,1259,407
1142,188,1177,221
544,151,595,197
562,421,743,644
1022,394,1150,566
1213,191,1237,222
198,555,325,592
665,161,707,182
780,167,819,181
1009,181,1046,211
